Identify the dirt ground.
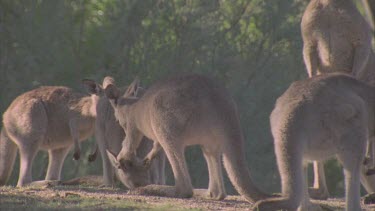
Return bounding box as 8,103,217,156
2,183,375,211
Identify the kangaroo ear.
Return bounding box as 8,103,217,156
106,150,121,169
82,79,102,95
104,84,120,102
124,77,140,98
102,76,116,89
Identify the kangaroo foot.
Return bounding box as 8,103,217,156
99,183,113,188
193,189,226,200
61,175,103,186
308,187,329,200
253,197,323,211
26,180,61,188
128,184,192,198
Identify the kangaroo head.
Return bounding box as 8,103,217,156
104,77,141,128
106,149,151,189
82,79,104,96
81,79,105,116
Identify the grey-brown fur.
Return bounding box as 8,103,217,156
104,74,269,202
87,77,166,188
254,73,375,211
361,0,375,31
301,0,373,79
301,0,375,200
0,83,99,187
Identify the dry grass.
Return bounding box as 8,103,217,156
1,184,375,210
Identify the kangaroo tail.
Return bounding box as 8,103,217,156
222,133,270,203
0,127,17,185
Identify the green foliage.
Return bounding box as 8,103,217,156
0,0,351,196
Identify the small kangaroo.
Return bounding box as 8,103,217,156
254,73,375,211
103,74,269,202
0,82,99,187
84,77,166,188
301,0,375,199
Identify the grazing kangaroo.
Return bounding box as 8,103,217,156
104,74,269,202
301,0,375,199
254,73,375,211
85,77,166,188
0,82,99,187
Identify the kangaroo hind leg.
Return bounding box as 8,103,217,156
201,145,226,200
45,147,71,180
309,161,330,199
0,128,18,185
7,99,47,187
337,131,366,211
254,136,319,211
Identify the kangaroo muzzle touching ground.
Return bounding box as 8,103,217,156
254,73,375,211
301,0,375,199
103,74,269,202
0,82,100,187
84,76,166,189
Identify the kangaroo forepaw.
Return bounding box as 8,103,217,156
88,153,97,162
143,158,152,167
366,168,375,176
73,150,81,160
363,156,371,165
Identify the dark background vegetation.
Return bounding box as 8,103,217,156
0,0,372,197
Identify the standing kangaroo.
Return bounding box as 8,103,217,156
0,82,99,187
85,77,166,188
301,0,375,199
104,74,269,202
254,73,375,211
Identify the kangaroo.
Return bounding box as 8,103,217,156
253,73,375,211
301,0,373,79
103,74,269,202
361,0,375,32
301,0,375,199
84,77,166,188
0,82,99,187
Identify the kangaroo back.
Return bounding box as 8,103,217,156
0,127,17,185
